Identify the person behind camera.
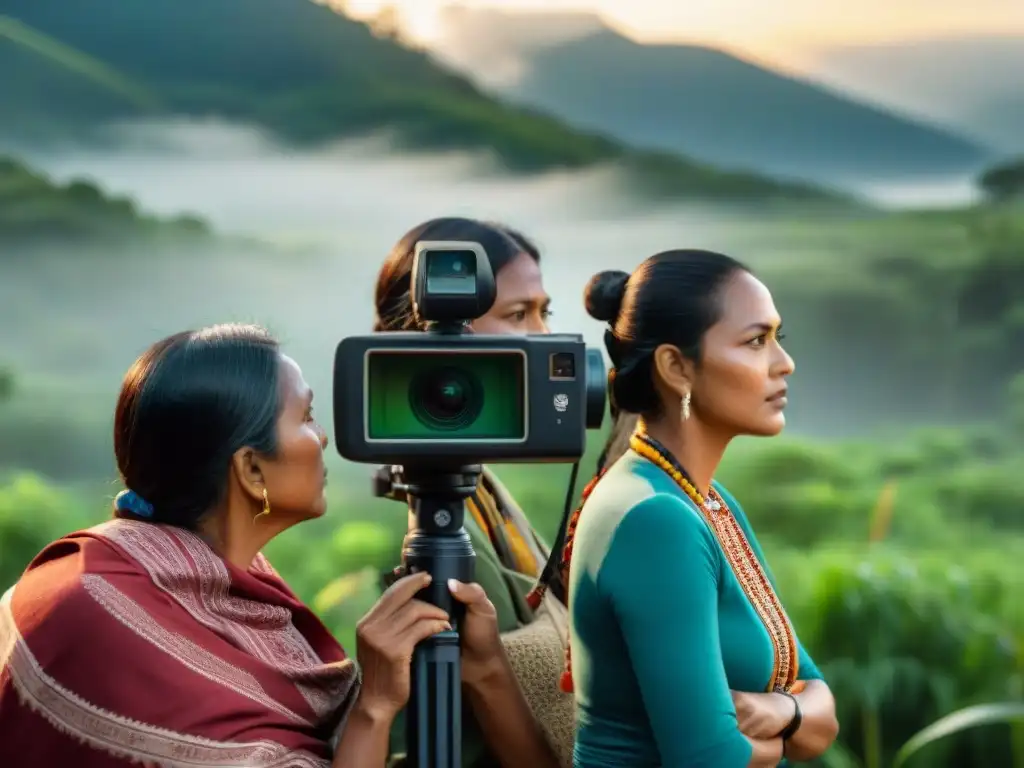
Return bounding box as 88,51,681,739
530,252,840,767
373,217,572,767
0,323,519,768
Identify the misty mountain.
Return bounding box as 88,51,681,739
432,10,994,185
806,35,1024,153
0,0,839,205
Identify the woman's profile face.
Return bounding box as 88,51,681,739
259,355,329,520
471,253,551,335
690,271,795,437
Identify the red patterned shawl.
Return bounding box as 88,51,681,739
0,519,360,767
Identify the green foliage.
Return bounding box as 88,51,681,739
311,567,386,652
781,547,1021,767
0,473,85,587
0,2,842,203
892,703,1024,768
979,157,1024,202
715,439,868,546
760,205,1024,421
0,155,211,246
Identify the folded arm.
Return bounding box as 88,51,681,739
731,682,838,763
602,495,779,768
783,679,839,761
780,640,838,760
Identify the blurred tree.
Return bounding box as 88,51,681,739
0,366,13,403
64,179,107,205
978,158,1024,202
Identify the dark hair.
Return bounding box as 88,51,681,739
374,217,541,332
113,323,282,530
585,249,748,419
501,226,540,261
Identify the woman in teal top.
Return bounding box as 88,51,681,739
532,251,839,767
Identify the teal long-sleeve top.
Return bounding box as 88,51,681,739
567,451,824,767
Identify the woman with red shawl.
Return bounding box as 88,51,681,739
0,324,557,767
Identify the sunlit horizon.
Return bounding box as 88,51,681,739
339,0,1024,66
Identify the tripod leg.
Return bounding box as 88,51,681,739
407,630,462,768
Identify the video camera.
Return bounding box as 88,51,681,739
333,240,607,465
331,240,606,768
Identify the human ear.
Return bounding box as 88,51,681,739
652,343,695,400
230,447,265,505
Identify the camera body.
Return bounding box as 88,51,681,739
333,240,606,466
332,239,605,768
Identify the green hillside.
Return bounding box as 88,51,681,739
0,155,210,246
0,1,843,204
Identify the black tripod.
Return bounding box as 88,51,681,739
396,464,479,768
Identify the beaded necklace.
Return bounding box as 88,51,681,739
629,431,800,693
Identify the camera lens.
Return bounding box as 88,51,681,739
409,366,483,431
427,375,467,416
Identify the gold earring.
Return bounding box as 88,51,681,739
680,392,691,422
253,487,270,525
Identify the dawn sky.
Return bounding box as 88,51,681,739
342,0,1024,64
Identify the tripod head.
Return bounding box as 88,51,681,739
386,464,480,625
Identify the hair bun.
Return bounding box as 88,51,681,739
584,270,629,323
